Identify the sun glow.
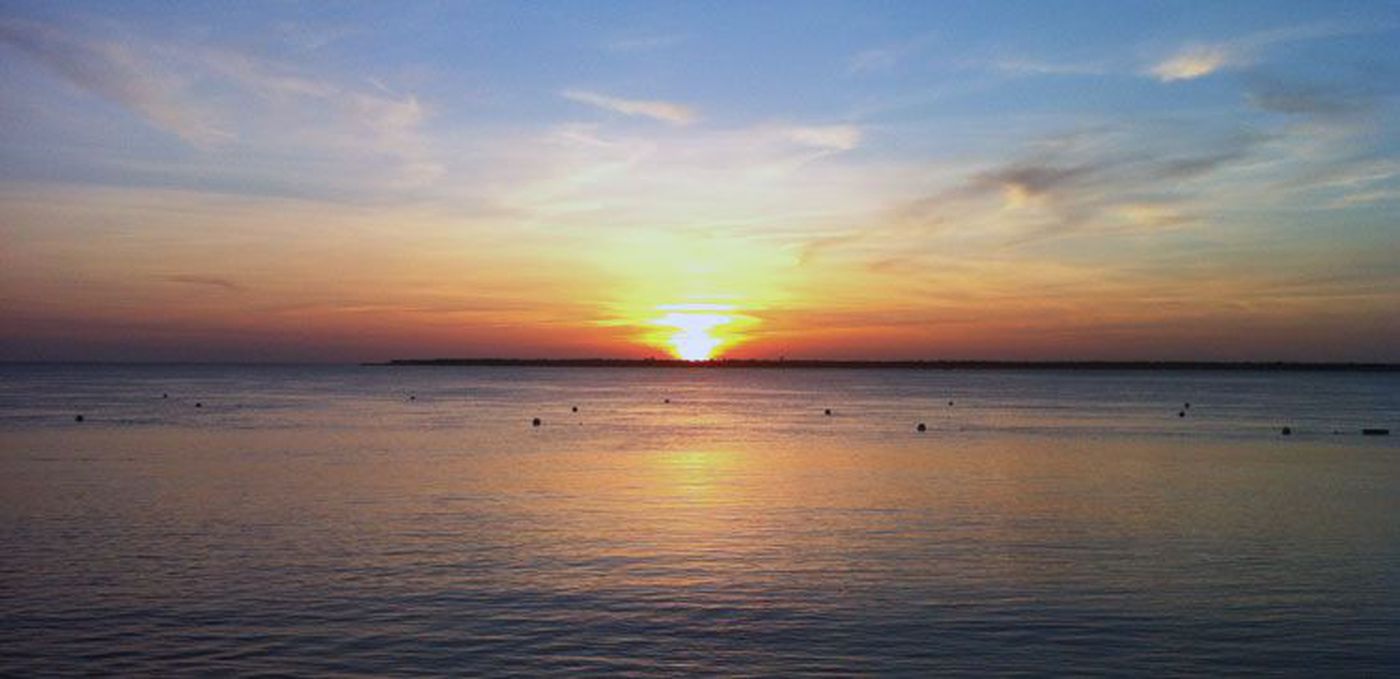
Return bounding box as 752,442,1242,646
591,230,789,361
650,304,745,361
658,313,730,360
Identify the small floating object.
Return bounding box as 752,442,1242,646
74,414,84,422
1281,426,1292,436
161,393,168,399
824,408,832,416
531,417,541,427
1362,428,1390,436
1178,411,1185,418
571,406,578,412
1184,402,1191,409
948,401,954,406
195,402,203,408
409,395,416,401
917,422,927,432
664,398,670,404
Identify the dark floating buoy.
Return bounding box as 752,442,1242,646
948,400,954,406
664,398,670,404
916,422,927,432
1281,426,1292,436
1362,428,1390,436
531,417,541,427
824,408,832,416
1178,411,1185,418
1184,402,1191,409
161,393,168,399
195,402,203,408
409,395,416,401
571,406,578,412
74,414,84,422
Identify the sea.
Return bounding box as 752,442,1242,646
1,363,1397,675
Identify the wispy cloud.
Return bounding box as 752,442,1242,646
875,123,1278,252
1150,44,1233,82
162,274,244,292
506,121,898,237
0,17,439,193
781,125,862,151
967,161,1100,208
1149,20,1394,83
1329,189,1400,207
274,21,361,53
987,57,1108,77
847,33,935,74
1244,72,1386,117
195,50,439,186
848,47,902,74
0,17,230,144
561,89,698,126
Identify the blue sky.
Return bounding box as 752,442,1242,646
1,0,1397,361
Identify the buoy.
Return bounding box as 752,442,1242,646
532,417,541,427
948,401,954,406
1178,411,1185,418
161,393,168,399
195,402,203,408
74,414,84,422
1184,402,1191,409
1281,426,1292,436
917,423,927,432
571,406,578,412
409,395,416,401
664,398,670,404
824,408,831,416
1362,428,1390,436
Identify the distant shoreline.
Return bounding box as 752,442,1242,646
367,358,1400,372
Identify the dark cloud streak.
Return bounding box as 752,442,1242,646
162,275,244,292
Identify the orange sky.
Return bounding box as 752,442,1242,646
1,3,1398,362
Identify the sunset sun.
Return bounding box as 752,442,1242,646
650,304,744,361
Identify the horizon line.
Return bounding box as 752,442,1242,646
369,358,1400,372
2,358,1397,371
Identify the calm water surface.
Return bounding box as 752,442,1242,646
1,365,1397,675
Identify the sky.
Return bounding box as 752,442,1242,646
1,0,1397,362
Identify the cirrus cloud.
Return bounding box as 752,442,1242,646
1150,44,1233,82
781,125,862,151
561,89,698,126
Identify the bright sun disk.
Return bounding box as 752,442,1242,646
650,304,739,360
